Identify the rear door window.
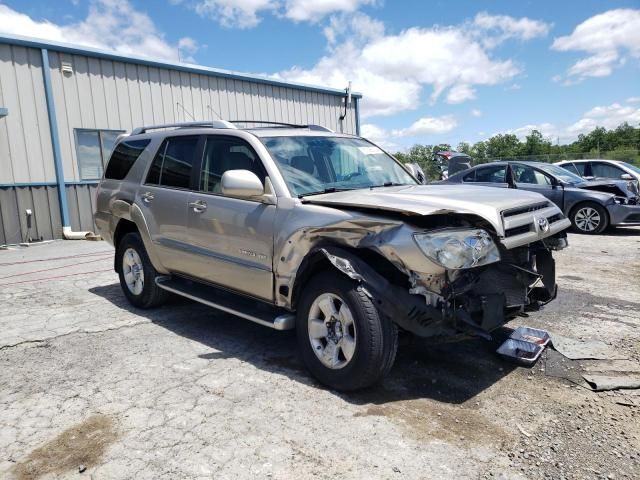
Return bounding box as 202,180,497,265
145,136,199,189
105,139,150,180
462,170,476,181
591,162,626,180
512,164,552,185
562,162,587,176
473,165,506,183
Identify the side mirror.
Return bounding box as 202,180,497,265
221,170,264,198
621,173,633,181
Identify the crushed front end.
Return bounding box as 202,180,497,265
320,227,568,341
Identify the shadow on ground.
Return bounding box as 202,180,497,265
605,226,640,237
90,283,517,405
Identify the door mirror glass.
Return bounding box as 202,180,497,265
621,173,633,181
221,170,264,198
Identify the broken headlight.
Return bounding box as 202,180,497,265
413,229,500,270
612,196,631,205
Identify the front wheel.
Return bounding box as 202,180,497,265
296,271,398,391
570,202,608,234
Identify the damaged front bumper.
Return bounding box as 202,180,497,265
321,233,566,340
607,203,640,226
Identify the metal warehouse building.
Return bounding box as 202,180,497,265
0,33,361,245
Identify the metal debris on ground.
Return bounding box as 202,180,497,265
548,332,627,360
496,326,550,366
581,374,640,392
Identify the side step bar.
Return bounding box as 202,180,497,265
155,276,295,330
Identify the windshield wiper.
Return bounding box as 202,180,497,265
369,182,406,189
298,187,353,198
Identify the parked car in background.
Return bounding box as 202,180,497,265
433,150,472,179
555,159,640,195
441,161,640,234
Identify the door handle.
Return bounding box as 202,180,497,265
141,192,154,203
189,200,207,213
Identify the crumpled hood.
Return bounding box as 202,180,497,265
301,184,551,236
574,180,637,198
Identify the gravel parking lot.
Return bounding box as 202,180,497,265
1,230,639,480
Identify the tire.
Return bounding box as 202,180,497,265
570,202,609,234
296,271,398,391
116,232,168,308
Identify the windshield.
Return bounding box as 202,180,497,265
261,136,417,196
536,163,584,184
620,162,640,175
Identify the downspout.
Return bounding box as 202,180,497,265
354,96,361,136
40,48,92,240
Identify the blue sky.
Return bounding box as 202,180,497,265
2,0,639,150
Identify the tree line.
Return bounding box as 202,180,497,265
393,122,640,179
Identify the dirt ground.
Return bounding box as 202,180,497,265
0,229,639,479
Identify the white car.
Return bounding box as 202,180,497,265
555,159,640,194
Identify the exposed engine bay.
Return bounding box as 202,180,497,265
318,231,566,340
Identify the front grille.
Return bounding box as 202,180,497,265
623,213,640,223
503,202,550,218
547,214,563,224
505,224,532,237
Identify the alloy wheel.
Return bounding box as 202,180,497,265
307,293,357,370
575,207,601,232
122,247,145,295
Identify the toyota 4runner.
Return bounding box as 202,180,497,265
95,121,571,391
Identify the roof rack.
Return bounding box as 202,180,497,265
230,120,333,132
130,120,334,136
131,120,237,135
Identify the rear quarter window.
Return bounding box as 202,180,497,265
104,139,151,180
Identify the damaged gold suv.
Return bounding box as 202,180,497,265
95,121,571,391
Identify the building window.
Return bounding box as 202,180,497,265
74,128,125,180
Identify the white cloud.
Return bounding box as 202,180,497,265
446,84,476,104
507,123,558,140
189,0,375,28
360,123,402,150
323,11,384,45
627,97,640,104
504,99,640,143
566,102,640,135
193,0,276,29
361,123,386,141
551,8,640,81
392,116,457,137
0,0,197,62
277,14,541,117
471,109,482,118
472,12,551,48
284,0,376,23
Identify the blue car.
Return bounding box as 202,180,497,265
441,161,640,234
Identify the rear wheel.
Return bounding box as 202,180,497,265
296,271,398,391
116,232,168,308
570,202,608,234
